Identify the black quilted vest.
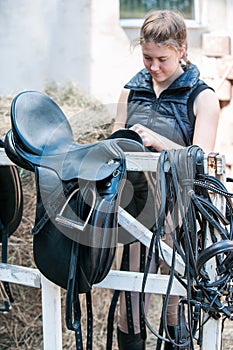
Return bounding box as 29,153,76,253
125,64,210,148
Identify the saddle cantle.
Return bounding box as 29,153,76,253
4,90,145,347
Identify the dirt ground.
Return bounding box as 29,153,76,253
0,84,233,349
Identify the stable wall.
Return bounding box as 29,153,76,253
0,0,233,105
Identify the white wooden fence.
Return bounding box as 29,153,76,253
0,149,226,349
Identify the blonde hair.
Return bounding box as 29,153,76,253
134,10,190,64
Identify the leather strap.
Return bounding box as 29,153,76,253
0,220,14,308
123,244,135,335
106,243,137,349
65,244,95,350
106,289,121,350
139,243,147,340
86,292,93,350
65,241,83,349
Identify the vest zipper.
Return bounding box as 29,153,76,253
147,97,160,130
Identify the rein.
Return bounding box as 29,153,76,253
139,146,233,349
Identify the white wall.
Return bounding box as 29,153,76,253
0,0,233,105
0,0,55,94
0,0,94,96
89,0,142,104
0,0,141,105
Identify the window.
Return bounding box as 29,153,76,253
120,0,196,21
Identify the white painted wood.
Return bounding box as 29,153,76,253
201,156,225,350
201,315,222,350
201,224,223,350
125,152,159,172
0,148,15,166
118,207,186,276
41,275,63,350
0,263,41,288
0,263,185,296
125,152,224,175
0,264,63,350
94,270,186,296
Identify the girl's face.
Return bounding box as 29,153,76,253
141,41,185,84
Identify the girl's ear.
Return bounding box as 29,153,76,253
179,44,186,59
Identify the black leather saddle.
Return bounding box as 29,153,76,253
0,140,23,312
4,90,144,347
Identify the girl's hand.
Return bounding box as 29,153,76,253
130,124,183,151
130,124,156,148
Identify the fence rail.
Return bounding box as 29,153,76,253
0,149,226,349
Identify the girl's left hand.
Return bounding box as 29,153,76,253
130,124,155,147
130,124,182,151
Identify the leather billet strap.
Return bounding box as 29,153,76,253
120,244,135,335
139,243,147,340
106,290,121,350
66,241,94,350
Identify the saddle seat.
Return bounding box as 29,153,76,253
5,91,144,182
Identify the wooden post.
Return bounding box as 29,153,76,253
41,275,63,350
0,264,63,350
201,154,226,350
